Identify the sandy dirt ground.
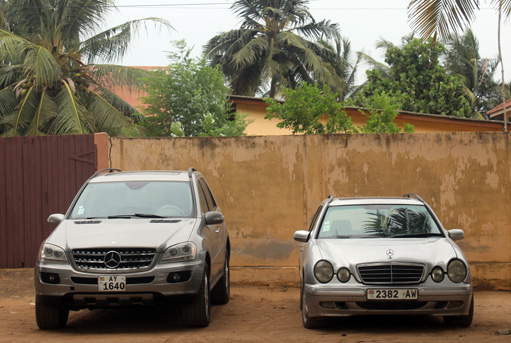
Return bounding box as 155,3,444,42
1,269,511,343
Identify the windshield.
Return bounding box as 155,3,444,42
317,204,443,239
69,181,194,219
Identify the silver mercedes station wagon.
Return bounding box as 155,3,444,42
35,168,230,329
295,194,473,329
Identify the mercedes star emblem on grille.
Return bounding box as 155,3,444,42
104,251,121,268
386,249,394,259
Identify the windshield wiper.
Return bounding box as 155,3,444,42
107,213,165,219
386,233,443,238
334,233,386,239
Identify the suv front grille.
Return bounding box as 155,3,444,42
357,263,424,284
72,248,157,271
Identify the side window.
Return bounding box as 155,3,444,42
309,205,323,232
197,183,209,214
199,179,216,210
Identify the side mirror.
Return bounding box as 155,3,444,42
448,229,465,241
205,211,224,225
294,230,310,243
47,213,65,226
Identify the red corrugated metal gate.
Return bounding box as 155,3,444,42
0,135,97,268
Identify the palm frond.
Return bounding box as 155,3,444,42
0,86,18,120
53,80,92,134
80,18,172,64
24,88,57,136
90,64,152,90
408,0,479,42
86,87,132,134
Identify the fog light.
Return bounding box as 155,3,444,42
337,268,351,283
41,272,60,284
167,271,192,283
431,267,445,282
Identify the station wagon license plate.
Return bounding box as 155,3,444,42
98,275,126,292
367,289,418,300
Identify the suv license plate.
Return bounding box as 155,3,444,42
98,275,126,292
367,289,418,300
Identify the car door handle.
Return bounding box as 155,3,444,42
215,228,220,233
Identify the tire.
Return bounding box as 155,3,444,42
211,256,230,305
443,294,474,327
299,276,303,310
301,281,322,329
182,265,211,327
35,296,69,330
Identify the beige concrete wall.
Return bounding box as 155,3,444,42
109,132,511,289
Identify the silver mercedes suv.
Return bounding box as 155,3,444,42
34,168,230,329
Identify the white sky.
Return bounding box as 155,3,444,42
105,0,511,85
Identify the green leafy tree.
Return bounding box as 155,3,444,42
356,91,415,134
265,83,355,134
204,0,341,98
356,38,472,117
444,29,500,116
0,0,170,136
140,41,250,137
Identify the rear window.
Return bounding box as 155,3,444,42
69,181,194,219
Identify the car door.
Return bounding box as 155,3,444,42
198,178,225,279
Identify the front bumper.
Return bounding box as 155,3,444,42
303,280,473,318
34,259,206,310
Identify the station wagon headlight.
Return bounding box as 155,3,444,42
314,260,334,283
40,243,67,262
431,266,445,282
337,268,351,283
447,259,467,283
160,242,197,263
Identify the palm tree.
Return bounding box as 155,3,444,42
317,37,360,100
408,0,511,129
444,29,500,117
0,0,170,136
204,0,341,98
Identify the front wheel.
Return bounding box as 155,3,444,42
182,265,211,327
211,256,230,305
443,294,474,327
35,296,69,330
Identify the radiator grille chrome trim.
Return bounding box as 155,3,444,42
357,263,425,284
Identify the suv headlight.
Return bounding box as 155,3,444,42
314,260,334,283
40,243,68,262
447,259,467,283
160,242,197,263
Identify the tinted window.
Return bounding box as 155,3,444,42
197,183,210,213
318,205,442,239
69,181,194,219
199,179,216,210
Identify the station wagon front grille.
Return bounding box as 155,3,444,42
72,248,156,271
357,263,424,284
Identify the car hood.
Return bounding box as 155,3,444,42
46,218,198,252
317,237,458,267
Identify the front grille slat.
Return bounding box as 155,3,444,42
358,263,424,284
72,248,156,271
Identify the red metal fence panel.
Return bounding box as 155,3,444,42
0,135,97,268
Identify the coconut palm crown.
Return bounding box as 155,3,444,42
0,0,170,136
204,0,341,98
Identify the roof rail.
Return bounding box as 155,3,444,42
188,167,196,178
327,194,334,203
403,193,425,202
91,168,121,179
